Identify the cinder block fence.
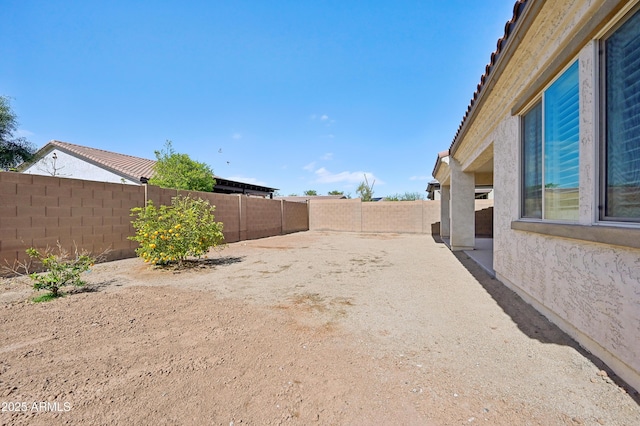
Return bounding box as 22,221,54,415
0,172,308,270
309,198,493,236
1,171,494,271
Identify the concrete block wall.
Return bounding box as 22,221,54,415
475,206,494,237
0,172,143,268
422,202,443,235
132,187,312,243
145,186,245,243
283,201,308,234
246,197,282,240
309,199,362,232
363,201,426,233
309,199,494,236
0,172,309,272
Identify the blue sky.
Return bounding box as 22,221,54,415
2,0,516,197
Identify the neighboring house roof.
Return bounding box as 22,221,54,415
25,140,157,183
275,195,347,203
213,176,278,195
426,179,440,200
22,140,278,194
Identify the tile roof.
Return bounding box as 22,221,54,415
449,0,529,153
46,140,157,182
33,141,278,192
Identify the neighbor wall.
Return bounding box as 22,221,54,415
0,172,309,270
0,172,143,267
309,199,493,236
282,200,309,234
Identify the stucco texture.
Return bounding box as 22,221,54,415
456,0,640,390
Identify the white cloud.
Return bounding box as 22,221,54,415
313,167,383,185
409,175,431,181
226,176,267,186
303,162,316,171
321,153,333,160
310,113,335,127
232,132,242,140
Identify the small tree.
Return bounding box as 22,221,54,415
25,245,95,299
130,195,225,267
356,175,375,201
303,189,318,196
328,190,344,196
37,152,66,176
385,192,425,201
1,243,108,302
149,141,215,192
0,96,36,170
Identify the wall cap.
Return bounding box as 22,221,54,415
511,220,640,250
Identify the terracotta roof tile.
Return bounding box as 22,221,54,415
36,141,277,192
449,0,529,152
48,140,157,182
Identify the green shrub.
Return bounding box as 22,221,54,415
26,245,95,299
129,195,225,266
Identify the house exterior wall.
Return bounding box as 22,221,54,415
21,149,140,185
454,0,640,390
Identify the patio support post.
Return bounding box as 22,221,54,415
440,185,450,238
449,157,475,251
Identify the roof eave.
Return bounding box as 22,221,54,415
431,149,450,180
449,0,541,158
24,141,144,183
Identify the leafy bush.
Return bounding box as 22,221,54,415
385,192,425,201
130,195,224,266
26,244,95,299
148,141,215,192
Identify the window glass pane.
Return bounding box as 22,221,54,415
522,102,542,218
545,61,579,220
605,9,640,219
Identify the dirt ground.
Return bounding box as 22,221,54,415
1,231,639,425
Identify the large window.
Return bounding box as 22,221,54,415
522,61,580,220
601,8,640,222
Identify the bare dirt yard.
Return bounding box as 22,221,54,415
1,231,639,425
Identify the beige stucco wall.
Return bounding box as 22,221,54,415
454,0,640,390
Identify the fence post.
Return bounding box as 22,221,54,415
281,199,285,235
238,194,242,242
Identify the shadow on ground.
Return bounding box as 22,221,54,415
70,278,120,294
450,248,640,403
159,255,245,272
